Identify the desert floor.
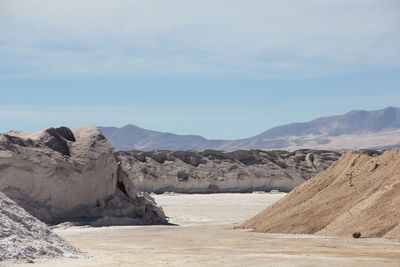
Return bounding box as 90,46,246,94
10,193,400,267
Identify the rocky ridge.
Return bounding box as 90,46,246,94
0,126,166,225
117,149,341,193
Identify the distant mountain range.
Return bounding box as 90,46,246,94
99,106,400,151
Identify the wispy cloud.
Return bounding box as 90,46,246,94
0,0,399,79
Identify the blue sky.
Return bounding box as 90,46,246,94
0,0,399,139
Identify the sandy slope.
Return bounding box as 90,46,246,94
8,193,400,267
242,149,400,239
0,192,81,263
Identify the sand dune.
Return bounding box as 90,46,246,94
242,149,400,239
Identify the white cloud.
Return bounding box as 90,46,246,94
0,0,399,79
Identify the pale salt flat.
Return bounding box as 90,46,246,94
155,192,286,226
8,193,400,267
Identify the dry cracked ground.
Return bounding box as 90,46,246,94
9,193,400,267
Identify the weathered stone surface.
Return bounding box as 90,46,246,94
0,126,166,225
117,149,341,194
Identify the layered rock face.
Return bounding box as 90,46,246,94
0,126,166,224
117,149,341,193
0,191,82,262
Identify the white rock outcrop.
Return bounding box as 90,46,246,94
0,126,166,224
117,149,341,194
0,191,82,263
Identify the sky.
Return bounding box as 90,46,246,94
0,0,399,139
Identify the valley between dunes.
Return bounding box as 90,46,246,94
8,193,400,267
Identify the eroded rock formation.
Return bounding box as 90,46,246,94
117,149,341,193
0,126,166,225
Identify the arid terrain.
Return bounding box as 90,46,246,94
242,149,400,239
1,127,399,266
8,193,400,267
2,0,399,265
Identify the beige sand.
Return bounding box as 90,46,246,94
8,193,400,267
242,149,400,239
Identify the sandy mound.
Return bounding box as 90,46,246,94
241,149,400,239
0,192,82,263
